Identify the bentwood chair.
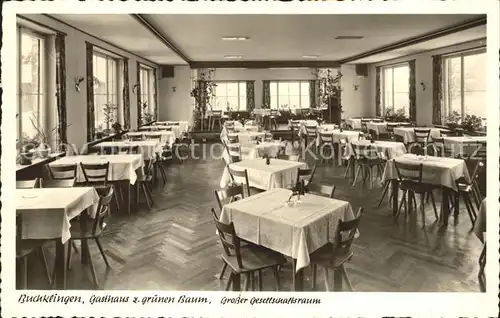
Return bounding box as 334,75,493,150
455,161,485,231
295,165,317,188
211,208,286,291
302,125,318,151
310,207,364,291
351,144,385,189
16,213,52,289
412,128,433,155
268,109,279,130
136,160,155,210
319,132,335,164
67,187,113,287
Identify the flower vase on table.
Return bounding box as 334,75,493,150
265,155,271,165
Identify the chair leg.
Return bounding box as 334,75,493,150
244,273,251,291
352,165,362,187
396,190,406,219
311,264,317,291
341,265,353,291
219,263,228,279
86,243,98,287
141,184,153,209
258,270,263,291
323,267,331,292
420,193,426,228
67,240,73,270
95,238,110,268
378,181,390,207
72,241,79,253
429,191,438,220
22,256,28,289
273,266,281,291
225,273,233,291
38,247,52,285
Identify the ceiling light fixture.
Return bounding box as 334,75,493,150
224,55,243,59
222,36,249,41
335,36,364,40
302,55,320,59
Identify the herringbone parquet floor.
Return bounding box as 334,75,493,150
25,143,483,292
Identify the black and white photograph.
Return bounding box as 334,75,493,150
2,1,499,317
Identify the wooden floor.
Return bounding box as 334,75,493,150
24,143,483,292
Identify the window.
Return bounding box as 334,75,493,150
140,66,152,114
18,29,45,144
270,81,309,109
213,82,247,111
382,64,410,116
93,52,118,132
443,50,486,120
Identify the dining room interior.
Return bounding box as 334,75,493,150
13,13,490,292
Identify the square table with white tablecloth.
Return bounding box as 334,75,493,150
393,127,441,143
350,140,407,159
220,158,307,190
441,136,487,156
382,154,470,225
220,188,355,272
92,140,163,160
16,187,99,243
366,122,390,135
141,125,184,139
49,154,144,184
126,131,176,146
382,154,470,191
345,118,380,130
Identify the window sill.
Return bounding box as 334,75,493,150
16,152,65,172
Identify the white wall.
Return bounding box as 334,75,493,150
340,64,371,118
158,67,367,122
158,65,193,121
367,39,485,125
22,14,161,149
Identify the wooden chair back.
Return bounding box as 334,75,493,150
296,164,317,185
352,143,379,160
277,154,300,162
211,208,243,268
41,178,76,188
227,134,239,144
414,128,431,143
92,187,114,235
214,184,245,210
394,160,423,183
335,207,364,254
119,145,140,154
80,162,110,186
147,134,162,141
16,179,40,189
306,183,336,198
319,132,334,143
227,166,251,196
304,125,317,138
48,164,78,180
128,134,144,141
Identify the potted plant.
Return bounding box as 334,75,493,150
96,124,104,139
446,110,461,130
28,112,55,158
103,102,118,134
394,108,409,122
313,68,343,124
384,109,396,122
112,122,123,135
190,69,216,131
461,114,482,132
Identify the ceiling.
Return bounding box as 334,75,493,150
50,14,486,66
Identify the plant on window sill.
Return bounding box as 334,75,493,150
102,102,118,135
445,110,461,130
394,108,409,123
141,101,155,125
461,114,482,132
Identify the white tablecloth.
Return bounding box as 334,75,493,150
141,125,184,139
473,198,487,242
220,158,307,190
220,188,355,272
345,118,380,130
126,131,176,146
366,122,388,135
381,154,470,191
50,154,144,184
393,127,441,143
93,140,163,160
222,141,286,162
330,130,361,143
224,131,266,145
350,140,407,159
441,136,487,156
155,121,188,135
16,187,99,243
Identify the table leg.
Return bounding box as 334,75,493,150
126,182,132,215
391,179,399,217
80,210,89,265
333,269,343,291
53,240,68,290
441,186,451,226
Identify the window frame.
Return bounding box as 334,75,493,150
380,62,410,116
212,81,247,111
17,26,46,144
93,50,119,131
442,48,486,121
270,80,310,109
139,64,153,113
